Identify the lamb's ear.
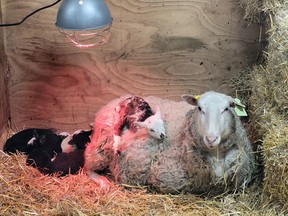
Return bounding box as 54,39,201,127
85,129,93,136
181,94,199,106
154,106,161,117
32,129,40,139
134,121,147,128
39,135,46,145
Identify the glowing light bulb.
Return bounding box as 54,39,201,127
58,24,112,48
56,0,113,48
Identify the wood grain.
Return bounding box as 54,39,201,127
0,1,10,147
1,0,264,133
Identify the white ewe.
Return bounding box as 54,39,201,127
85,92,256,195
178,91,255,194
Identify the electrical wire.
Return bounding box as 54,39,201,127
0,0,62,27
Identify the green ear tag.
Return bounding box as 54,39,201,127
233,98,248,117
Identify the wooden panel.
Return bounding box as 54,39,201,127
0,1,10,149
2,0,264,133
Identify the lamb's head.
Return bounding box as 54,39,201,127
60,132,74,153
135,107,166,140
182,91,236,149
68,129,92,150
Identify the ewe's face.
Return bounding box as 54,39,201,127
196,93,234,148
182,92,234,149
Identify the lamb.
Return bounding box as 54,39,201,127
68,129,92,150
26,129,92,176
26,132,64,168
34,149,85,177
3,127,91,176
85,92,255,195
61,129,92,153
3,128,56,154
113,96,165,154
84,95,166,189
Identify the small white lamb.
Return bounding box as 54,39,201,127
84,95,166,189
113,96,165,154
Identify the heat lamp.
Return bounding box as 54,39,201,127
55,0,113,48
0,0,113,48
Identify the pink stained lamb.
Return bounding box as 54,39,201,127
84,95,166,189
112,96,165,154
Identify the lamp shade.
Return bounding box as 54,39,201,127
55,0,112,31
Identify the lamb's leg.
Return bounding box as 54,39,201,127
113,119,122,154
113,109,126,154
113,135,121,154
87,170,111,190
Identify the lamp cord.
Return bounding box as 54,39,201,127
0,0,62,27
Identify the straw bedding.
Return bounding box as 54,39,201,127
238,0,288,213
0,151,282,215
1,0,287,215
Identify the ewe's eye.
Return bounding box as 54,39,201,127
198,106,204,114
222,107,229,114
150,129,155,132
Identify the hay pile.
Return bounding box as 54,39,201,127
0,151,282,215
238,0,288,213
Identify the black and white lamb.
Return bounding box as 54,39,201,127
26,129,92,176
60,129,92,153
84,92,256,195
27,149,86,177
3,128,56,154
26,132,65,168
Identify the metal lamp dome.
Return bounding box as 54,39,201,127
55,0,113,48
56,0,112,30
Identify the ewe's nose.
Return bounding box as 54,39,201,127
160,133,165,139
205,136,218,146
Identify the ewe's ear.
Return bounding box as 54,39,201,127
229,101,235,108
231,97,248,117
135,121,147,128
181,94,199,106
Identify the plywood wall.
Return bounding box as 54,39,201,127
1,0,264,133
0,1,10,147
